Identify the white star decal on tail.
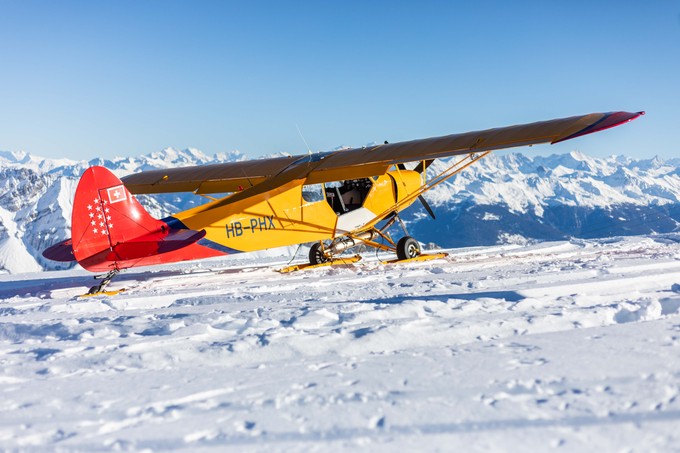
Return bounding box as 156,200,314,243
82,194,114,238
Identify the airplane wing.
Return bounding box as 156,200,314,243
122,111,643,195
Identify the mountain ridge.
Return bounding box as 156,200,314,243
1,147,679,274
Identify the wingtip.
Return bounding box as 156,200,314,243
552,111,644,144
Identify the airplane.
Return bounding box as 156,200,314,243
43,111,644,295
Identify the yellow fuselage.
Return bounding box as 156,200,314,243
173,169,422,253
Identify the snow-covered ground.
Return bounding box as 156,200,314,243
1,235,680,451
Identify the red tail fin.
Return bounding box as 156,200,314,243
72,166,163,265
71,166,208,272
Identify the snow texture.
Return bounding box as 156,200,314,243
1,235,679,451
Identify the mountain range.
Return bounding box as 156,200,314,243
1,147,679,274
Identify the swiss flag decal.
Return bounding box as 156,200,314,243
106,185,127,204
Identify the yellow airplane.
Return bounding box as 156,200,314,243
43,111,643,294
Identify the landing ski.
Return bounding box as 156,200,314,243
278,255,362,273
381,252,449,265
78,288,126,298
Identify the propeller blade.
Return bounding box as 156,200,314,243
397,162,435,218
418,194,436,219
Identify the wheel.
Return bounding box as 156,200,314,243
396,236,420,260
309,242,330,265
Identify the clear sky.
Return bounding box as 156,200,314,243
0,1,678,161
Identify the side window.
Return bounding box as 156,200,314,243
302,183,325,202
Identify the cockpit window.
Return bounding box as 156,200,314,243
301,183,325,203
324,178,373,214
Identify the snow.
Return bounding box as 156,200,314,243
0,206,43,274
1,234,679,451
0,150,79,173
426,151,680,210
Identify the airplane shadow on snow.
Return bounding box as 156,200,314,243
0,268,189,299
356,291,525,305
1,266,524,302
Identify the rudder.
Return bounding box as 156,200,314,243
72,166,168,270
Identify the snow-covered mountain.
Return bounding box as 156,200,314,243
409,151,680,248
1,147,679,274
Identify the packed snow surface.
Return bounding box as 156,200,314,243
1,235,680,451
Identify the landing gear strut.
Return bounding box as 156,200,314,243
306,212,424,266
87,269,120,295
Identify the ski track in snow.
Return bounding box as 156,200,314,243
1,235,680,451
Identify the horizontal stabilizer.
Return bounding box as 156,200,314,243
42,239,76,262
109,228,207,261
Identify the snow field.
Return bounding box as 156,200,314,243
0,235,679,451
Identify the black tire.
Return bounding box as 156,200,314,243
309,242,330,265
396,236,420,260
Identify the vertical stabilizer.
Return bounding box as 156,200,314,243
71,166,166,270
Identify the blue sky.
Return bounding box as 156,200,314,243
0,1,677,160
